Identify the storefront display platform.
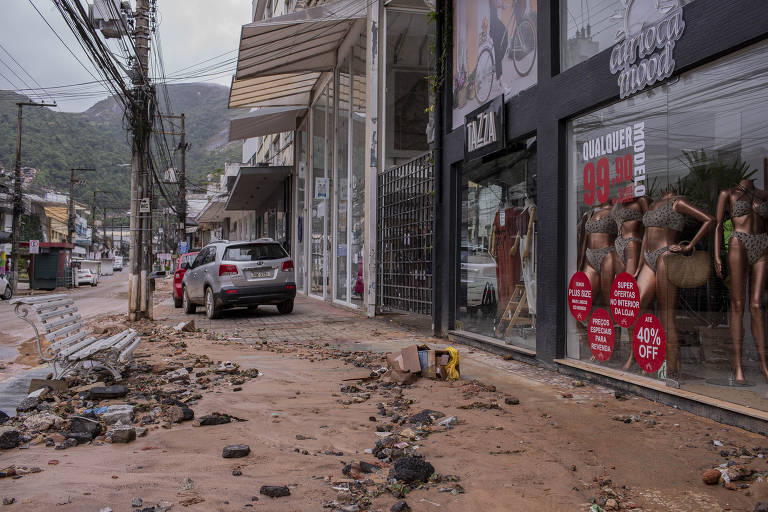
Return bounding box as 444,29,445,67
556,358,768,436
448,329,536,363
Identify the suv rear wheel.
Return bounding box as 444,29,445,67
183,287,196,314
277,299,294,315
205,287,222,319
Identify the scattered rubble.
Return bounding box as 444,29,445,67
260,485,290,498
222,444,250,458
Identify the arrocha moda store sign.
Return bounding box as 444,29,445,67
609,0,686,99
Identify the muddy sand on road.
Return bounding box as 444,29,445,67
1,303,767,511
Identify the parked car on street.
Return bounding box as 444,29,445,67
77,268,98,287
173,251,198,308
113,256,123,271
181,239,296,319
0,275,11,300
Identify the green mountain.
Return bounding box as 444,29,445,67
0,83,242,208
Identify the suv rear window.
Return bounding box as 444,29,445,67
223,243,287,261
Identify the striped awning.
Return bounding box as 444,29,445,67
228,0,365,109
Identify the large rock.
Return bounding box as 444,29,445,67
16,397,40,413
259,485,290,498
0,410,9,424
108,426,136,443
100,405,135,425
70,413,102,439
165,368,190,383
408,410,445,425
0,426,20,449
391,501,411,512
88,385,128,399
23,413,63,432
222,444,250,458
388,456,435,484
193,413,231,426
65,432,93,445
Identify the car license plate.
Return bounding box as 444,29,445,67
250,270,271,278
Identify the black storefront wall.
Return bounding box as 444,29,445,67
435,0,768,431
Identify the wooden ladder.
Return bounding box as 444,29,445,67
495,284,532,337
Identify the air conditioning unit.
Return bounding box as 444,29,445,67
89,0,132,39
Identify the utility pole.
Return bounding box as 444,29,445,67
10,101,56,294
68,168,94,244
158,113,188,251
178,113,187,249
129,0,153,320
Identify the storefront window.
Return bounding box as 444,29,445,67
384,9,433,168
560,0,693,71
566,41,768,410
296,124,307,293
457,137,537,351
452,0,537,129
351,33,367,307
311,84,332,298
336,56,351,302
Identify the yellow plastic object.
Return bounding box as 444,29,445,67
445,346,460,380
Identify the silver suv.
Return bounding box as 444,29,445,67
181,239,296,319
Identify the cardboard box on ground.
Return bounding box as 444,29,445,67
385,345,460,384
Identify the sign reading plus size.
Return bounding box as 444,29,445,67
464,95,504,161
610,0,685,99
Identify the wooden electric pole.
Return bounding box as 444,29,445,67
129,0,153,320
10,100,56,294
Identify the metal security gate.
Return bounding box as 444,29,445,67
377,152,434,315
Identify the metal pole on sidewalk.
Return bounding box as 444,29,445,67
10,101,56,294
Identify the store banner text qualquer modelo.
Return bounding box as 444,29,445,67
581,120,646,204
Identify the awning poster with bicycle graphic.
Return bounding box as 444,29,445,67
452,0,538,129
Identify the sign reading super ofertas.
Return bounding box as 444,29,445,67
610,0,686,99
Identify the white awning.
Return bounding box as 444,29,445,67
229,72,320,109
228,105,307,141
236,0,366,80
229,0,364,109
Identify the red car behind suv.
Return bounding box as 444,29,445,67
173,251,199,308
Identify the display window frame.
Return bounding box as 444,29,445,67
563,39,768,411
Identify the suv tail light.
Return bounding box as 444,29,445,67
281,260,294,272
219,264,238,276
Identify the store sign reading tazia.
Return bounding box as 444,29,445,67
610,0,685,99
465,95,504,161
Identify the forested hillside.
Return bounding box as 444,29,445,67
0,83,242,207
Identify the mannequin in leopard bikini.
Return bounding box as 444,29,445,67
714,179,768,384
623,191,714,378
612,196,649,275
577,201,618,309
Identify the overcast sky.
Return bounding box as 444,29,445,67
0,0,251,112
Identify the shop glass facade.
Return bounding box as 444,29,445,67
566,41,768,410
310,83,332,298
457,138,537,351
384,9,433,168
559,0,694,71
296,124,307,293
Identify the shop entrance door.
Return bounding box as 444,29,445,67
310,83,332,299
376,152,434,315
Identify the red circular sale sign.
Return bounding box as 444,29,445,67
567,272,592,322
610,272,640,327
588,308,615,362
633,313,666,372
